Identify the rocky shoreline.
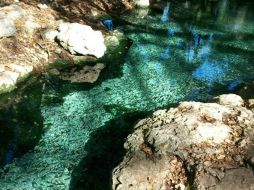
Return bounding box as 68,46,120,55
0,0,138,94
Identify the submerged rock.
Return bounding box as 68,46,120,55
56,23,106,58
57,63,105,83
112,94,254,190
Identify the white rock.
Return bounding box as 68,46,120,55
24,16,41,34
37,4,48,9
134,0,150,8
0,65,5,72
1,4,24,21
56,23,106,58
5,71,19,82
9,64,33,76
0,5,24,38
0,18,16,38
43,30,59,42
217,94,244,107
0,72,16,86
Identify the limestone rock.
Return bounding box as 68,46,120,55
0,5,24,38
0,18,16,38
112,94,254,190
0,73,16,86
8,64,33,77
248,99,254,109
216,94,244,107
57,63,105,83
37,3,48,9
56,23,106,58
133,0,150,8
0,4,24,21
41,29,59,42
213,168,254,190
0,65,5,72
23,16,42,35
112,154,187,190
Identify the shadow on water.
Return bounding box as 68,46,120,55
0,76,44,167
69,111,150,190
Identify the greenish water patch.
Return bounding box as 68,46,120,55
0,0,254,189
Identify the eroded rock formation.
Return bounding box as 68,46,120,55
112,94,254,190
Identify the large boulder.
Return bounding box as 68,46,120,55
56,23,106,58
112,94,254,190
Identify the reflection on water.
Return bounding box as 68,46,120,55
233,5,247,32
160,46,170,60
167,28,175,37
161,2,170,23
192,58,228,86
125,0,254,99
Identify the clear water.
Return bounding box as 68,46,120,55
0,0,254,189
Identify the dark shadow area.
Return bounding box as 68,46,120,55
0,76,44,167
69,111,150,190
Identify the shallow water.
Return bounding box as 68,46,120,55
0,0,254,189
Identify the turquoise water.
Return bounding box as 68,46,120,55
0,0,254,189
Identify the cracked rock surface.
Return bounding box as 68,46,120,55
112,94,254,190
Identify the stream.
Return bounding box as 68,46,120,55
0,0,254,189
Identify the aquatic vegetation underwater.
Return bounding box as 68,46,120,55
0,0,254,189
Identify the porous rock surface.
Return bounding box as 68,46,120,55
56,23,106,58
0,2,57,93
112,94,254,190
54,63,105,83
